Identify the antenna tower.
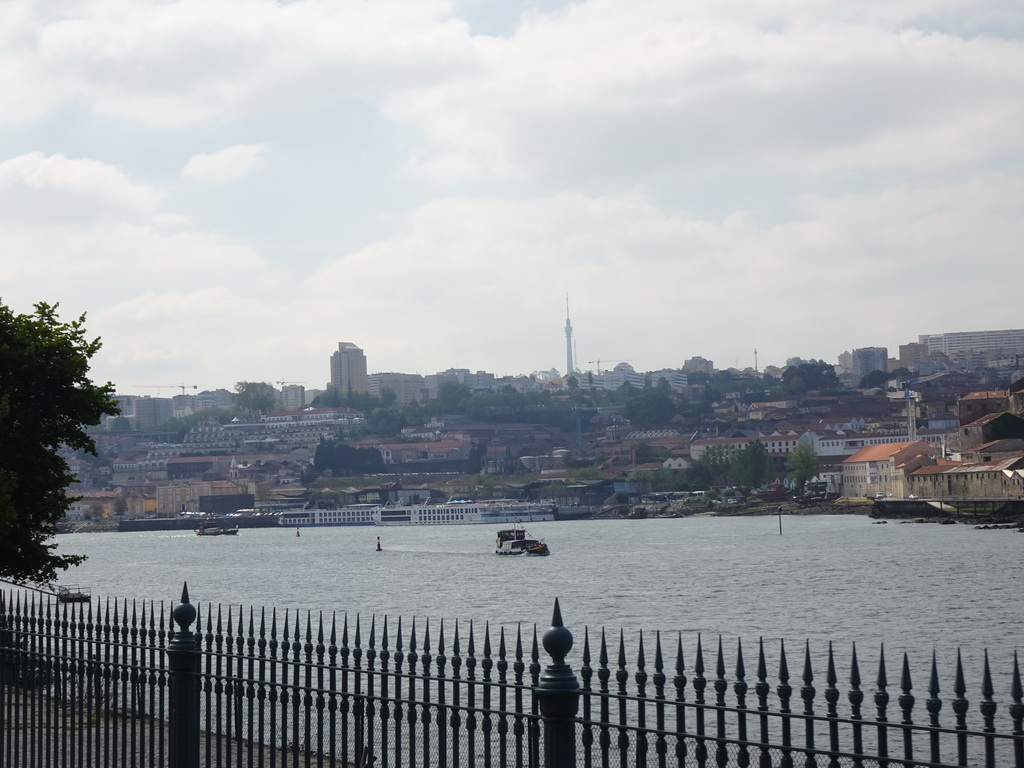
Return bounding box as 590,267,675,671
564,294,574,377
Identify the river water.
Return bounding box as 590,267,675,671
48,515,1021,675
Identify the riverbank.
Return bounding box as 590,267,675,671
595,498,874,520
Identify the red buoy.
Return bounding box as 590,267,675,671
296,527,300,537
375,536,382,552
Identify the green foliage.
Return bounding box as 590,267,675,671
313,441,385,476
435,381,473,413
690,444,739,488
622,386,677,428
0,301,119,584
858,370,888,389
782,360,842,394
369,406,408,437
106,416,134,432
735,440,771,489
628,467,685,493
234,381,277,416
786,443,822,492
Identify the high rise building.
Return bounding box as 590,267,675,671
850,347,888,382
919,329,1024,356
280,384,306,410
132,396,175,430
329,342,368,393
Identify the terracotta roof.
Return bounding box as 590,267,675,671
843,441,920,464
909,463,957,476
959,391,1008,400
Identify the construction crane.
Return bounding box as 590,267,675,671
587,359,631,375
133,384,197,395
276,381,306,387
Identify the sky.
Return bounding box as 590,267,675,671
2,0,1023,395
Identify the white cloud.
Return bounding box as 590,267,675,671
0,152,162,212
182,144,269,183
391,3,1024,182
2,0,474,128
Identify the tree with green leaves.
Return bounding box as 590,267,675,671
689,444,739,488
786,443,822,494
434,381,472,414
622,386,677,428
858,370,888,389
735,440,771,489
782,360,843,393
0,301,119,584
234,381,277,416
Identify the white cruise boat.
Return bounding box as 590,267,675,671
278,505,378,527
375,499,556,526
278,499,555,527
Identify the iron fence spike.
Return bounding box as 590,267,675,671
850,642,862,688
757,637,767,682
901,651,913,694
1012,650,1023,702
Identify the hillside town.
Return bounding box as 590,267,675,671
62,329,1024,524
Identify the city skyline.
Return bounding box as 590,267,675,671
2,2,1022,391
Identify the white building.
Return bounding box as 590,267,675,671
920,328,1024,356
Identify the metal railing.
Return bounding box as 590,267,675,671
2,584,1022,767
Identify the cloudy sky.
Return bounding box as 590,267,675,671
2,0,1022,394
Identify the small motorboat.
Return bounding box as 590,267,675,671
195,519,240,536
55,585,91,603
495,526,550,556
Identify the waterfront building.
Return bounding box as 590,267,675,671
841,440,940,499
329,342,368,393
154,480,246,515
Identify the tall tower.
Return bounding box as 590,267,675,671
564,295,574,378
329,342,369,393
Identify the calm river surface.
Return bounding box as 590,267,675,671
49,515,1021,672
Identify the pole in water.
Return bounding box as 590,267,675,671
777,505,783,535
376,536,382,552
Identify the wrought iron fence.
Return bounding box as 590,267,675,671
2,584,1022,768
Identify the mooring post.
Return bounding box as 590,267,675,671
536,598,580,767
167,582,200,768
